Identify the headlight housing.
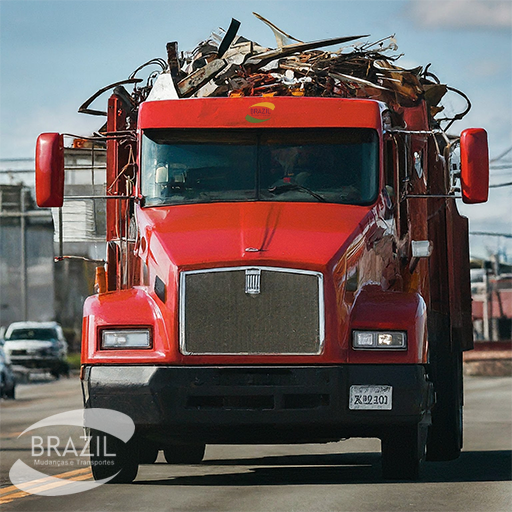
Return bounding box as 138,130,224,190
101,329,151,349
352,330,407,350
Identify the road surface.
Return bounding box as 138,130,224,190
1,374,510,511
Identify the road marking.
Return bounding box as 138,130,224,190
0,467,91,495
0,473,93,505
0,467,92,503
0,431,23,439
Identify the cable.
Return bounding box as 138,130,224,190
489,181,512,189
128,59,167,79
491,146,512,163
470,232,512,239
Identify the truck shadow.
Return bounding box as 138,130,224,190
137,450,511,485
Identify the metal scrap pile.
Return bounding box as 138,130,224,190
80,13,469,130
151,13,461,124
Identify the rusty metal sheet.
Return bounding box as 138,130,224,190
177,59,228,97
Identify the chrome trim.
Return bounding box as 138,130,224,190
245,268,261,295
179,266,325,356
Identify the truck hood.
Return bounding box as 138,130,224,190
138,202,374,271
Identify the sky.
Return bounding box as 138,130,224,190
0,0,511,259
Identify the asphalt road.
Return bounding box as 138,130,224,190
0,374,510,512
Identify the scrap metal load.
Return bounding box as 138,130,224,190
79,13,469,131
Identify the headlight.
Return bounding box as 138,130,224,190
101,329,151,349
352,330,407,350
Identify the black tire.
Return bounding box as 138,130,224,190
381,424,427,480
89,430,139,483
61,362,70,378
6,385,15,400
138,440,159,464
164,443,205,464
426,349,463,461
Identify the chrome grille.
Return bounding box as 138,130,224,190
180,267,324,355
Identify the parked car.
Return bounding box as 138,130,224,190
0,345,16,399
3,322,69,379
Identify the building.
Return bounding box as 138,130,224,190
0,183,54,327
471,259,512,341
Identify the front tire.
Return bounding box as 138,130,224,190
381,423,427,480
138,439,159,464
164,443,205,464
6,385,15,399
89,431,139,483
426,350,463,461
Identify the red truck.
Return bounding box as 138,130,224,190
34,36,489,482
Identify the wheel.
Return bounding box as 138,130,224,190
164,443,205,464
6,385,15,400
138,440,159,464
60,361,70,378
89,430,139,483
381,424,427,480
426,349,463,461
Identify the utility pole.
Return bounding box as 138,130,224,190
483,265,490,340
20,187,27,321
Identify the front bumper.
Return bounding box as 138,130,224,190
8,356,62,369
82,365,433,444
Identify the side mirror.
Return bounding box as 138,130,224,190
35,133,64,207
459,128,489,204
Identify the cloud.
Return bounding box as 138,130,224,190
406,0,512,29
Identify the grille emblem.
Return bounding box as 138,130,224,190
245,268,261,295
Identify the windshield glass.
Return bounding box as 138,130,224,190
6,328,58,341
141,129,379,206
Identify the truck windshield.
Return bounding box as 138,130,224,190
141,128,379,206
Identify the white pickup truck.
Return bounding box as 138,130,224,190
3,321,69,379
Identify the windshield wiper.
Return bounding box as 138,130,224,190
268,182,327,202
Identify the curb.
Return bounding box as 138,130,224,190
463,341,512,377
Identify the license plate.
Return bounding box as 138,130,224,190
349,385,393,410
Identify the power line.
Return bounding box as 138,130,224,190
471,232,512,239
0,169,34,174
491,146,512,163
0,158,34,163
489,181,512,188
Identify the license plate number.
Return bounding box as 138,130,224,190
349,385,392,410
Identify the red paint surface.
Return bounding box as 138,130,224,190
137,202,373,270
35,133,64,208
139,97,384,131
460,128,489,204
